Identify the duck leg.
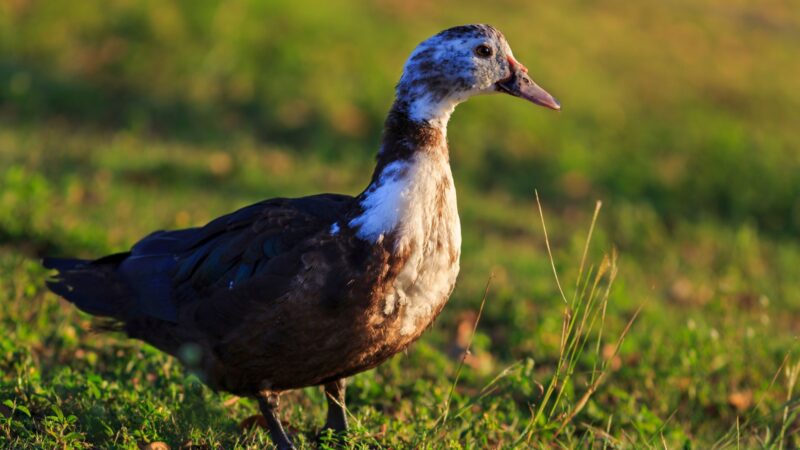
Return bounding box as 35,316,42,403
322,378,348,432
256,392,295,450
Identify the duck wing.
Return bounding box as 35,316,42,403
44,193,355,332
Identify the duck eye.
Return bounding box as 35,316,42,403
474,44,493,58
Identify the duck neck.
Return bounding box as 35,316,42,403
348,101,457,244
371,101,449,179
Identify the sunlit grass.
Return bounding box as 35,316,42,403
1,0,799,447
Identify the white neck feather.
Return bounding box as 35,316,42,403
406,95,459,130
348,150,458,247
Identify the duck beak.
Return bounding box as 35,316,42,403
496,57,560,111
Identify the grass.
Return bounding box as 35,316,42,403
1,0,799,448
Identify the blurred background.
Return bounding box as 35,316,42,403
1,0,798,447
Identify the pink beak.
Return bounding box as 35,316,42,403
495,56,560,111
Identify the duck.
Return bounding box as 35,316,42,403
43,24,559,449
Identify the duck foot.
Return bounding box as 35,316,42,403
256,392,295,450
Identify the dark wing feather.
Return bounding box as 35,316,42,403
170,194,351,301
44,193,354,327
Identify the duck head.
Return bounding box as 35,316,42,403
395,24,560,126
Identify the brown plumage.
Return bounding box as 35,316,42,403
43,24,559,449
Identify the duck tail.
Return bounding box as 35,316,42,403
43,254,133,319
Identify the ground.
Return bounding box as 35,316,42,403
1,0,799,448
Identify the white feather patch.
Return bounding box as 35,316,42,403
348,161,410,242
407,93,458,129
349,152,462,335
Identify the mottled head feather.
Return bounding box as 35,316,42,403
395,24,516,125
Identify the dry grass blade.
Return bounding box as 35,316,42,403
574,201,603,299
580,421,620,448
535,190,567,304
778,360,800,449
524,195,637,445
712,352,792,449
552,306,641,440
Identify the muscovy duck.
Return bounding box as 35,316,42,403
44,24,559,449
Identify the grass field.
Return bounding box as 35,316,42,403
1,0,799,448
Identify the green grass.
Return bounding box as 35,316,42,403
1,0,799,448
